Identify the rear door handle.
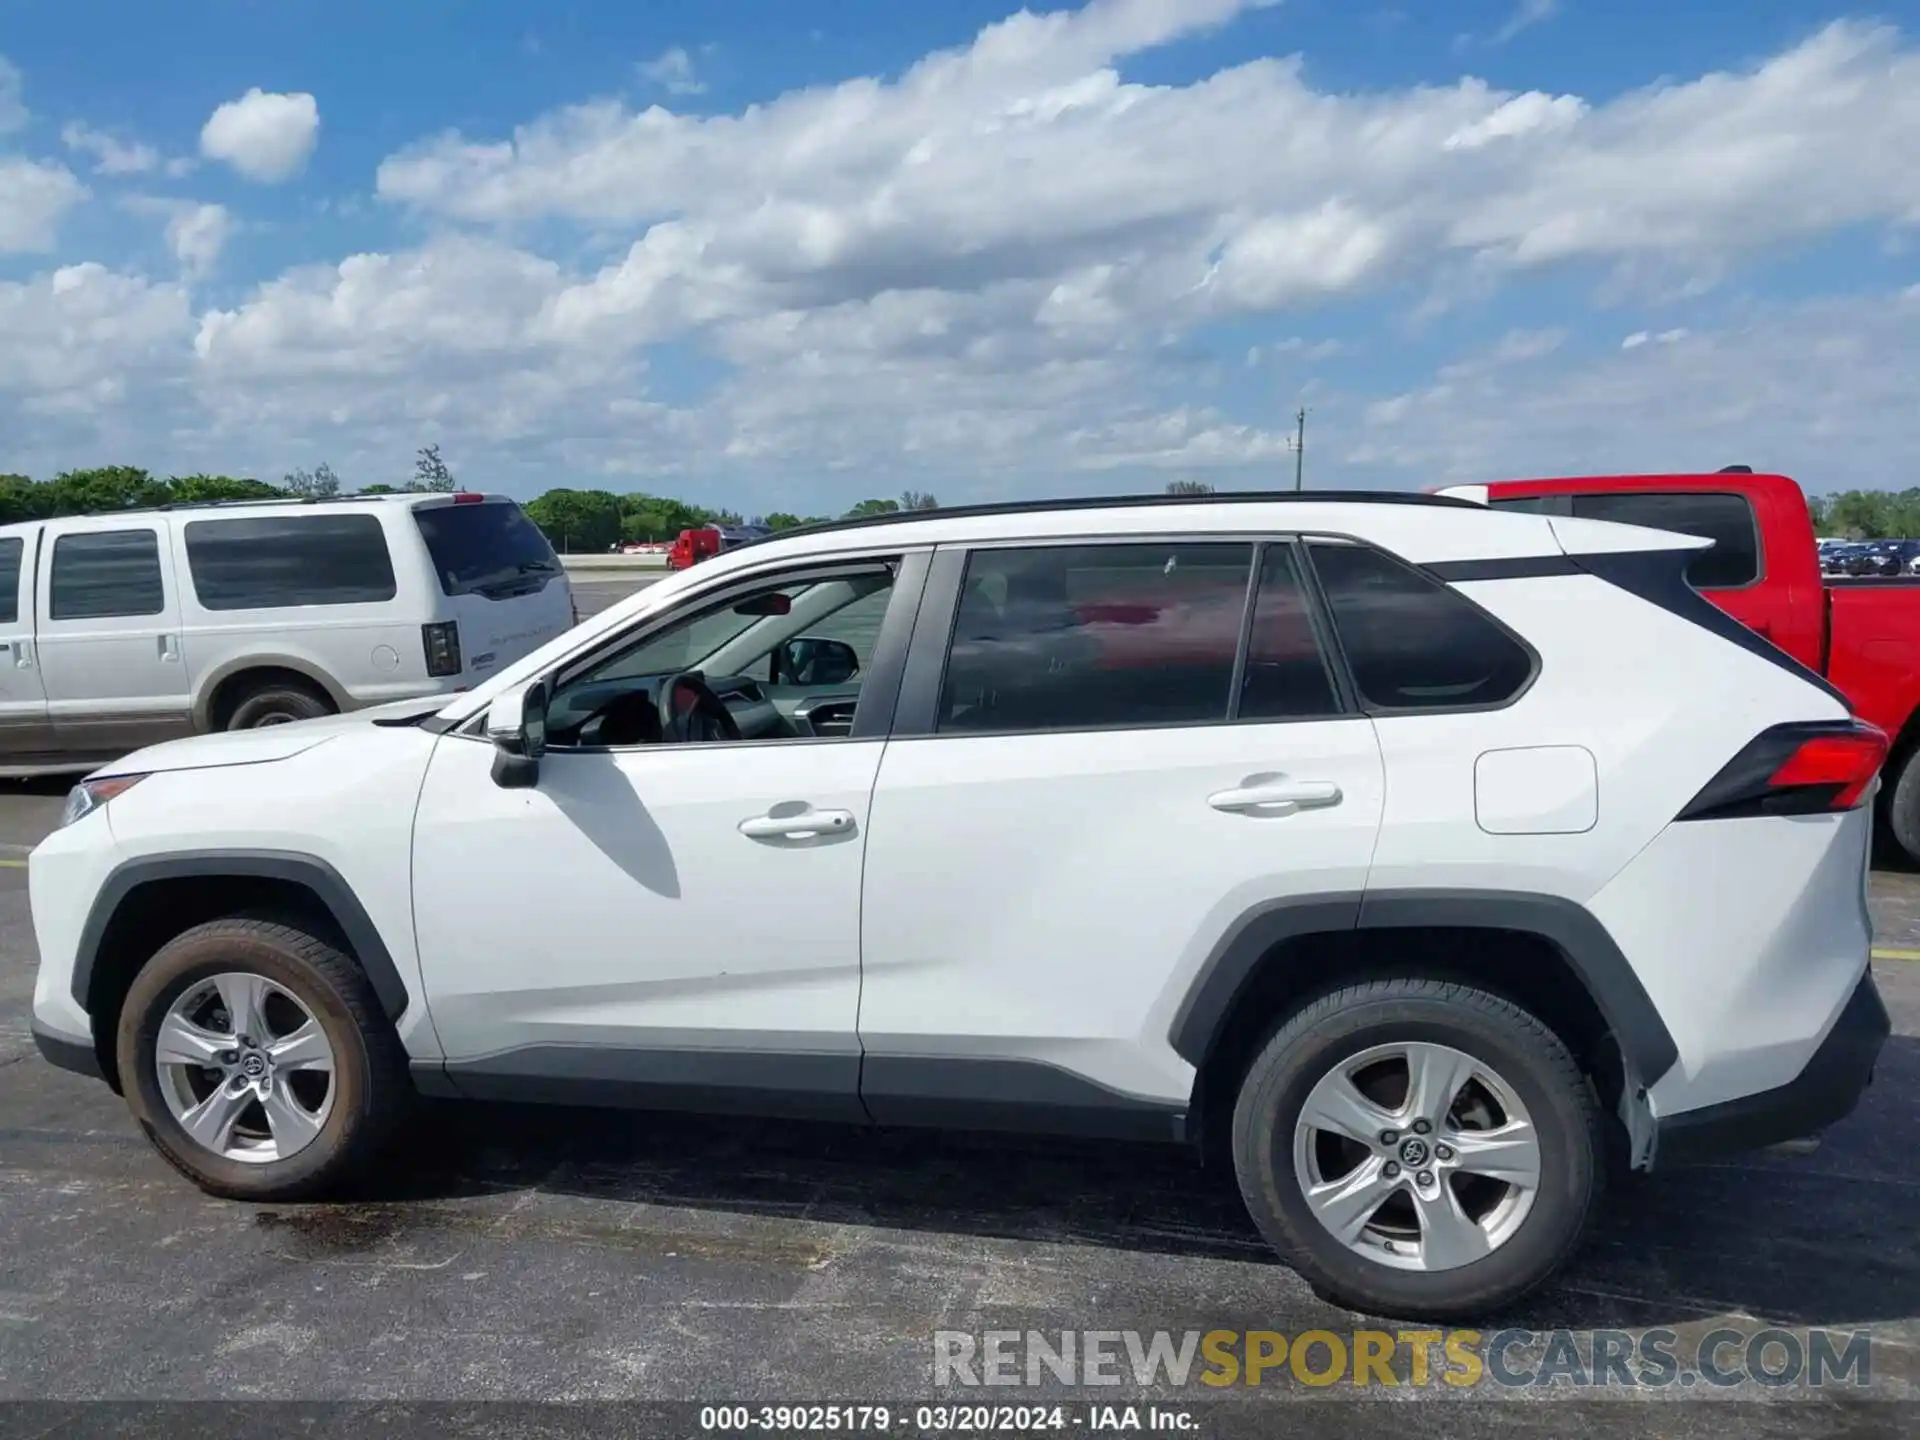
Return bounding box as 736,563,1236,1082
1208,780,1343,815
157,634,181,662
739,807,857,840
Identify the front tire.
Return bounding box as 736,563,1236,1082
117,917,410,1201
1231,977,1602,1320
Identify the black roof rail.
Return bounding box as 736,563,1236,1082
756,488,1482,545
80,490,479,518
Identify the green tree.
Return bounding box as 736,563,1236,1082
167,474,282,503
845,498,900,519
42,466,174,513
1165,479,1215,496
284,462,340,499
899,490,939,511
617,491,716,542
357,483,400,496
413,444,456,493
524,487,623,552
763,512,805,530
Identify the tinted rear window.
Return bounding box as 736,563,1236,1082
412,502,561,599
938,542,1253,734
185,514,397,611
1309,542,1534,710
1566,492,1760,589
49,529,165,620
0,537,21,625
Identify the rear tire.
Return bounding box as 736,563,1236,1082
1884,746,1920,868
116,917,411,1201
1231,976,1602,1320
224,679,333,730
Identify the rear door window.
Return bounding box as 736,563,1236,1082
0,537,22,625
412,502,562,599
185,514,398,611
49,529,166,620
1308,541,1534,711
1565,492,1760,589
1239,545,1343,721
937,542,1253,734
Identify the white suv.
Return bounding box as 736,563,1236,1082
25,492,1891,1319
0,492,574,775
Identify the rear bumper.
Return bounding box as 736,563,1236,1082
31,1018,103,1082
1654,971,1890,1167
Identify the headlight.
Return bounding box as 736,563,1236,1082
57,774,147,829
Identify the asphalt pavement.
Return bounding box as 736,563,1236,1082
0,571,1914,1433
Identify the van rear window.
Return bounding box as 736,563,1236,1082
412,502,561,599
185,514,398,611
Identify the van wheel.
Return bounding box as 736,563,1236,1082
225,679,333,730
116,917,411,1201
1231,977,1602,1320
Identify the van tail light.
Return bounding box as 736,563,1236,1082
452,492,485,504
1677,719,1889,821
422,620,463,678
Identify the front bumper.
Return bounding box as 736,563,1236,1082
1655,971,1890,1167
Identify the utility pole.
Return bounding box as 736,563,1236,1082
1292,406,1308,490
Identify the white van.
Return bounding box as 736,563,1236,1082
0,492,575,774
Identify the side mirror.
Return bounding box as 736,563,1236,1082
774,637,859,687
486,679,550,789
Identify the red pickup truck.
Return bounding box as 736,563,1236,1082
1438,468,1920,861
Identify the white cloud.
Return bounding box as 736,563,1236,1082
638,47,707,97
199,88,319,182
10,6,1920,504
0,158,87,252
1351,294,1920,488
1493,0,1561,46
61,121,161,176
0,54,26,135
166,203,234,277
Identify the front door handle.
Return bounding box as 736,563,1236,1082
1208,780,1343,815
739,807,856,840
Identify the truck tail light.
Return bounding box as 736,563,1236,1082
422,620,463,677
1678,719,1889,821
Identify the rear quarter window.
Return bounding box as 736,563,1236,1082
184,514,398,611
1308,541,1534,711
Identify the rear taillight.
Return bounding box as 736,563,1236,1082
422,620,462,677
1677,719,1889,822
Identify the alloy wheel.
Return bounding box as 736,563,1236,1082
153,971,336,1164
1291,1040,1541,1272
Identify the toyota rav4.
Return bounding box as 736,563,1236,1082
26,490,1892,1319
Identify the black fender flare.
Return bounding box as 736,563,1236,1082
71,849,411,1021
1167,887,1679,1092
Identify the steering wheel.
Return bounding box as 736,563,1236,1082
658,672,742,744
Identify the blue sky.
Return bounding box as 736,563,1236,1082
2,0,1918,513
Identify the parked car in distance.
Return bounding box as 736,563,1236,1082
30,489,1889,1320
0,492,574,776
1439,469,1920,864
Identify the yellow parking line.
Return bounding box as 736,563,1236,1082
1872,947,1920,961
0,858,23,869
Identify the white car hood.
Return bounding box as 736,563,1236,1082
97,698,444,777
